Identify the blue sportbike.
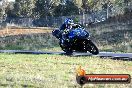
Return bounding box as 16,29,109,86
52,25,99,55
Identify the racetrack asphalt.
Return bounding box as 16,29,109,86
0,50,132,61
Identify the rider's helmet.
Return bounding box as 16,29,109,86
64,18,74,25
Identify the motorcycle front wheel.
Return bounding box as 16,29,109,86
86,39,99,55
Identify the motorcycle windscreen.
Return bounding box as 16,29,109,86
68,28,89,39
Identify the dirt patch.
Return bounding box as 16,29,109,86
0,27,54,37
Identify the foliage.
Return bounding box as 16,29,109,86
54,1,79,16
33,0,55,18
0,0,8,22
2,0,132,20
81,0,96,13
2,0,132,18
5,2,15,18
13,0,35,17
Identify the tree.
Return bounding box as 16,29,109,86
101,0,113,18
112,0,128,15
81,0,100,14
13,0,35,17
73,0,83,8
54,0,79,16
123,0,132,13
124,0,131,6
53,4,65,16
33,0,56,18
0,0,8,22
64,1,80,15
6,2,16,18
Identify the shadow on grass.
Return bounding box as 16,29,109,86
21,84,37,88
0,84,9,87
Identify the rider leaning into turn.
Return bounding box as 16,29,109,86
60,18,74,41
60,18,74,31
60,18,81,42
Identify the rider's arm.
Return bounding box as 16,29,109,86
72,24,81,28
60,24,66,31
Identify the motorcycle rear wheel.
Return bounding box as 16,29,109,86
59,40,73,54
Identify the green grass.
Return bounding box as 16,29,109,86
0,54,132,88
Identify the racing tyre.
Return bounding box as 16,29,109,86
59,40,73,55
86,39,99,55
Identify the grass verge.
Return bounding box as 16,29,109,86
0,54,131,88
